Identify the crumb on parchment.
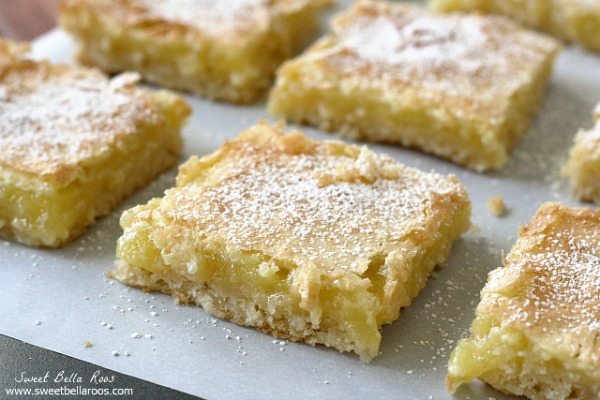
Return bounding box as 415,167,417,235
487,196,507,217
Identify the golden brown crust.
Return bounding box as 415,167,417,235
0,54,190,185
0,38,189,247
110,259,372,358
61,0,264,43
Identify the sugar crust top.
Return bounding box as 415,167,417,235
145,122,469,276
294,0,560,121
0,50,168,184
480,203,600,368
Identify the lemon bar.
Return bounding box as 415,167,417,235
0,39,190,247
430,0,600,53
59,0,332,104
563,103,600,204
447,203,600,399
268,0,560,171
112,122,471,361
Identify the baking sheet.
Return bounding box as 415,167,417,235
1,1,599,398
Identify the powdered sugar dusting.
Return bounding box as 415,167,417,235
341,17,402,65
342,14,488,74
0,62,156,182
162,134,467,275
487,205,600,336
506,245,600,332
314,2,558,105
134,0,268,35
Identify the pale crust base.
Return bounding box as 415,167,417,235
111,260,365,357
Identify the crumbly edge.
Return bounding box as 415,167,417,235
0,93,188,248
447,318,600,400
111,259,375,357
59,0,329,104
482,358,600,400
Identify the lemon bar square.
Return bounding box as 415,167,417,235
447,203,600,399
112,122,471,361
563,103,600,204
59,0,332,104
430,0,600,53
268,0,560,171
0,39,190,247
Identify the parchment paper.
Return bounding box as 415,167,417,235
1,2,599,398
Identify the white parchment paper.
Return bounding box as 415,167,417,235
1,1,599,398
